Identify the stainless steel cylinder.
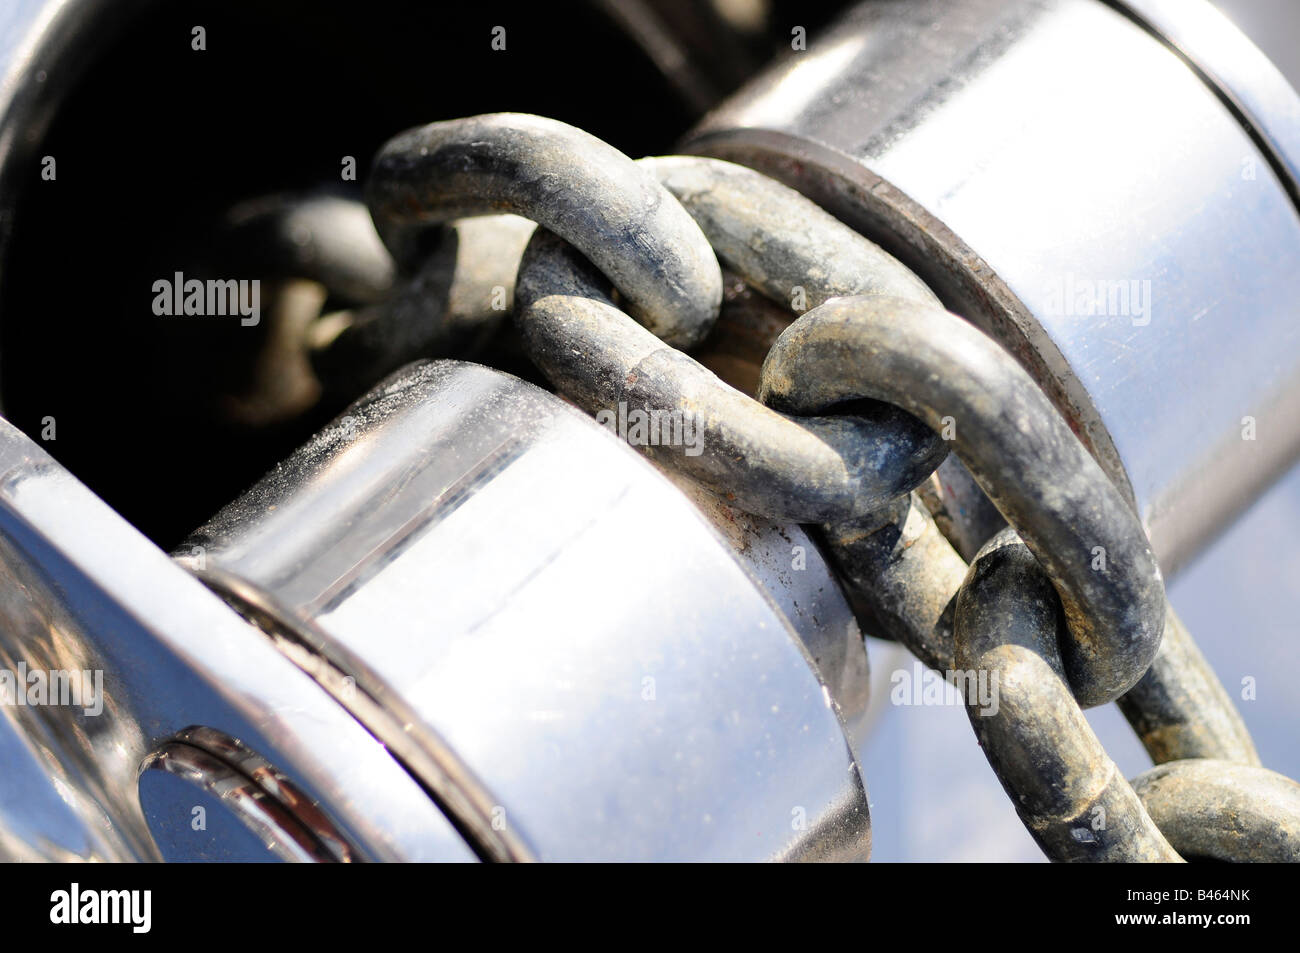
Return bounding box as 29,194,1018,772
0,415,476,862
178,360,873,862
685,0,1300,575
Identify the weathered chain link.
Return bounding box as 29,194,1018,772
955,529,1181,861
512,151,951,522
313,214,537,396
366,112,722,349
759,294,1166,707
1131,759,1300,862
356,113,1300,862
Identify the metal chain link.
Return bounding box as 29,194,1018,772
353,112,1300,862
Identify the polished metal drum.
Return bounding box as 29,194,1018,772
177,359,873,862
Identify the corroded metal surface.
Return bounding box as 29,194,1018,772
1132,759,1300,862
822,494,965,675
642,155,938,309
515,232,944,522
223,193,396,305
366,113,722,349
954,531,1182,862
312,214,536,394
759,295,1166,706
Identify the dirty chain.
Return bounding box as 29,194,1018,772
298,113,1300,862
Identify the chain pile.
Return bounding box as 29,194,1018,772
310,113,1299,862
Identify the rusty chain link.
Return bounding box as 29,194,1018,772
350,112,1300,862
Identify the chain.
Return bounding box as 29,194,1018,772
514,163,947,523
327,113,1300,862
